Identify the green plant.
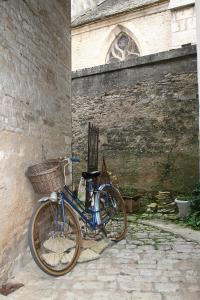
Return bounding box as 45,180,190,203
186,212,200,230
175,194,192,201
191,183,200,211
119,186,137,197
186,183,200,230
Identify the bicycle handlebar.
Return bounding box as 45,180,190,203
60,156,80,163
70,157,80,163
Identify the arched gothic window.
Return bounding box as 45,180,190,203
106,32,140,64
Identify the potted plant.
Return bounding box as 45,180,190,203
120,186,141,213
175,195,191,218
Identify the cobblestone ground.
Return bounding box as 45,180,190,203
2,220,200,300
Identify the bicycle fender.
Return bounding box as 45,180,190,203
97,183,112,191
98,184,121,195
95,184,112,226
94,193,101,225
38,196,50,203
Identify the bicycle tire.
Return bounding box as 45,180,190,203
97,185,127,241
28,200,82,276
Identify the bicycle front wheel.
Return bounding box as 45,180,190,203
28,201,82,276
97,185,127,241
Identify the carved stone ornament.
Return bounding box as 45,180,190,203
106,32,140,63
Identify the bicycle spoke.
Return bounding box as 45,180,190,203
29,201,81,276
98,186,127,241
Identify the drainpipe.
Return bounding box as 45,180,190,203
196,1,200,179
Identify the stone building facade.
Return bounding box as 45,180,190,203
0,0,71,282
72,0,196,70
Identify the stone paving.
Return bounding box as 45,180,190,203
1,220,200,300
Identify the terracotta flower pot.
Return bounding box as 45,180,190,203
123,196,140,213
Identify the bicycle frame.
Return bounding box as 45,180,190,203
61,185,99,230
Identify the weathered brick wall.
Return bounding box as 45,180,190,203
72,46,198,193
0,0,71,282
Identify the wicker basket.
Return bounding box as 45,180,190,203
27,162,64,194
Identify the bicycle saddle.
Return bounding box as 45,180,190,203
82,171,101,179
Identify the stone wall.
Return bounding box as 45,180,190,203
72,46,198,193
0,0,71,282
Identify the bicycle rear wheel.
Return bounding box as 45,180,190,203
98,185,127,241
28,200,81,276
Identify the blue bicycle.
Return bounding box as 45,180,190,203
28,157,127,276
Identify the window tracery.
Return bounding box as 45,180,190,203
106,32,140,64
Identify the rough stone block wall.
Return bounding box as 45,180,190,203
72,46,198,194
0,0,71,282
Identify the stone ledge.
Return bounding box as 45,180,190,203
139,219,200,243
72,45,197,79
